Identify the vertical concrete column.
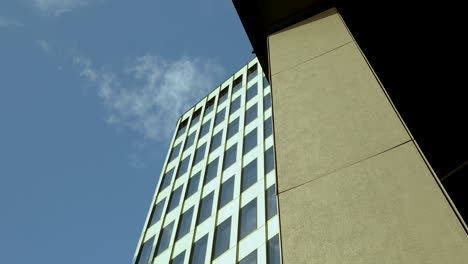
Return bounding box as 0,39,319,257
268,7,468,263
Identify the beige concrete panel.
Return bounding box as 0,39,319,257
272,42,410,192
279,142,468,264
269,8,352,75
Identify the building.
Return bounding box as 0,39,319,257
133,1,468,263
133,58,281,264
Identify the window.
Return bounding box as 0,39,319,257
267,235,280,264
263,76,269,88
199,120,211,139
159,168,174,192
266,184,277,220
176,155,191,178
155,221,175,256
265,146,275,174
239,199,257,240
175,119,188,139
190,234,208,264
243,128,257,155
190,108,202,128
170,251,185,264
218,177,234,209
245,103,257,125
264,117,272,139
215,108,226,127
246,83,258,102
184,132,196,151
247,64,258,82
239,249,257,264
204,158,219,186
193,143,206,165
176,207,194,241
205,98,215,116
197,192,214,225
167,185,183,213
168,143,181,162
136,237,154,264
218,87,228,105
232,76,243,94
230,96,241,114
210,130,223,153
185,172,200,199
223,143,237,170
263,93,271,110
227,117,239,139
241,159,257,192
149,198,166,226
212,217,232,259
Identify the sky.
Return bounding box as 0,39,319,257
0,1,253,263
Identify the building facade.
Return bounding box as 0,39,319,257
133,58,281,264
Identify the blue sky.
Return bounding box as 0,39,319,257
0,1,252,263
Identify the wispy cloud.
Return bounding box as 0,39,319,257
0,17,23,27
74,54,225,142
32,0,88,16
36,40,51,53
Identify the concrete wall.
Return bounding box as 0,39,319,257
268,7,468,263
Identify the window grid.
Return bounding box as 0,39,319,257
134,59,281,264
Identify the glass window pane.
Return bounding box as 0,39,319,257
149,198,166,226
245,103,257,125
170,251,185,264
205,98,215,115
246,83,258,102
199,120,211,139
267,234,280,264
218,88,228,105
263,76,269,88
190,234,208,264
176,155,191,178
230,96,241,114
266,184,277,220
239,199,257,240
215,108,226,127
232,76,243,94
227,118,239,139
218,177,234,209
197,192,214,225
264,93,271,110
223,143,237,170
176,207,194,241
176,120,188,139
184,132,196,151
168,143,181,162
239,249,257,264
204,158,219,186
193,143,206,165
185,172,200,199
243,128,257,155
136,236,154,264
247,64,258,82
212,217,232,259
167,185,183,213
155,221,174,256
264,117,272,139
265,146,274,174
241,159,257,192
159,168,174,192
210,130,223,153
190,109,201,128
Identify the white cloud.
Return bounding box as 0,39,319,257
0,17,23,27
36,40,51,53
32,0,87,16
74,55,225,142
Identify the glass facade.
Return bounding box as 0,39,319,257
133,59,281,264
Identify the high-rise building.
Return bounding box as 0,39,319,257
133,58,281,264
